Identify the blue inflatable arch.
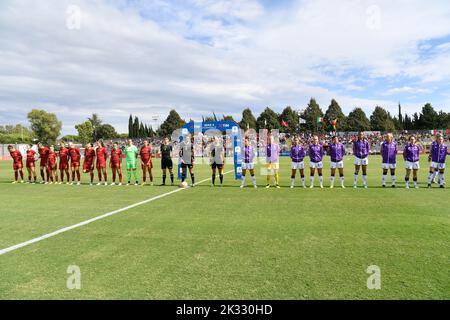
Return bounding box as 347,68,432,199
178,121,243,180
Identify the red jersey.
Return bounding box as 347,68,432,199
47,151,58,167
10,150,23,163
84,148,96,164
110,148,122,166
38,147,50,163
69,147,81,163
59,147,70,164
140,146,152,163
26,149,36,163
96,147,107,164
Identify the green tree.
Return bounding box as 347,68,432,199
88,113,103,141
128,115,134,138
256,107,280,131
301,98,324,132
239,108,257,130
346,108,371,132
370,106,396,132
27,109,62,145
419,103,438,129
324,99,346,131
222,115,235,122
97,124,118,139
278,106,299,134
75,121,94,145
133,116,140,138
158,110,186,137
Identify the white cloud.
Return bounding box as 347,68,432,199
0,0,449,134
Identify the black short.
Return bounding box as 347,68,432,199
161,158,173,170
181,163,193,170
211,163,223,170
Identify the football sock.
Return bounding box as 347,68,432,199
219,174,223,184
413,177,417,187
291,176,295,187
14,171,18,181
354,174,358,185
133,170,139,182
340,176,345,185
170,174,174,184
190,173,195,185
319,175,323,186
162,174,167,184
363,175,367,186
251,175,257,186
382,174,387,185
241,175,246,186
301,175,305,186
127,170,132,182
212,174,216,185
275,173,279,185
330,176,335,186
391,175,396,185
310,175,314,186
427,172,434,184
439,173,445,186
19,171,23,180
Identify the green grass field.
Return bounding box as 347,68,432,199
0,156,449,300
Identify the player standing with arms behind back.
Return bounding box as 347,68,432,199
428,134,449,188
381,133,398,188
265,134,280,189
68,142,81,185
309,135,324,188
329,136,346,188
179,135,195,187
241,136,257,188
59,142,70,184
37,143,50,184
96,141,108,186
7,145,24,183
290,136,306,188
353,132,370,188
110,142,123,186
210,136,225,187
160,137,174,186
83,143,96,185
403,135,421,189
140,140,154,186
47,145,59,184
125,139,139,185
25,144,37,184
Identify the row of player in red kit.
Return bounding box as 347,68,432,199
6,141,154,185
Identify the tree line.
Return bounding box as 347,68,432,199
1,101,449,145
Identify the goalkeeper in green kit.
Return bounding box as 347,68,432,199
125,139,139,185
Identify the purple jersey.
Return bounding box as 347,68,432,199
243,145,255,163
403,143,420,162
290,144,305,162
381,141,397,164
309,144,323,163
329,143,345,162
266,144,279,163
430,142,448,163
353,139,370,159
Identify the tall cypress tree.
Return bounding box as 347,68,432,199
128,114,133,138
133,116,140,138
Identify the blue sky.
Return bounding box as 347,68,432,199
1,0,450,134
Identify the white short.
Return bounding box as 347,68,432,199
331,161,344,169
405,161,420,170
310,161,323,169
292,161,305,170
382,163,397,170
355,157,369,166
242,163,254,170
431,162,446,170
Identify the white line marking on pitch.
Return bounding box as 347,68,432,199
0,171,233,256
